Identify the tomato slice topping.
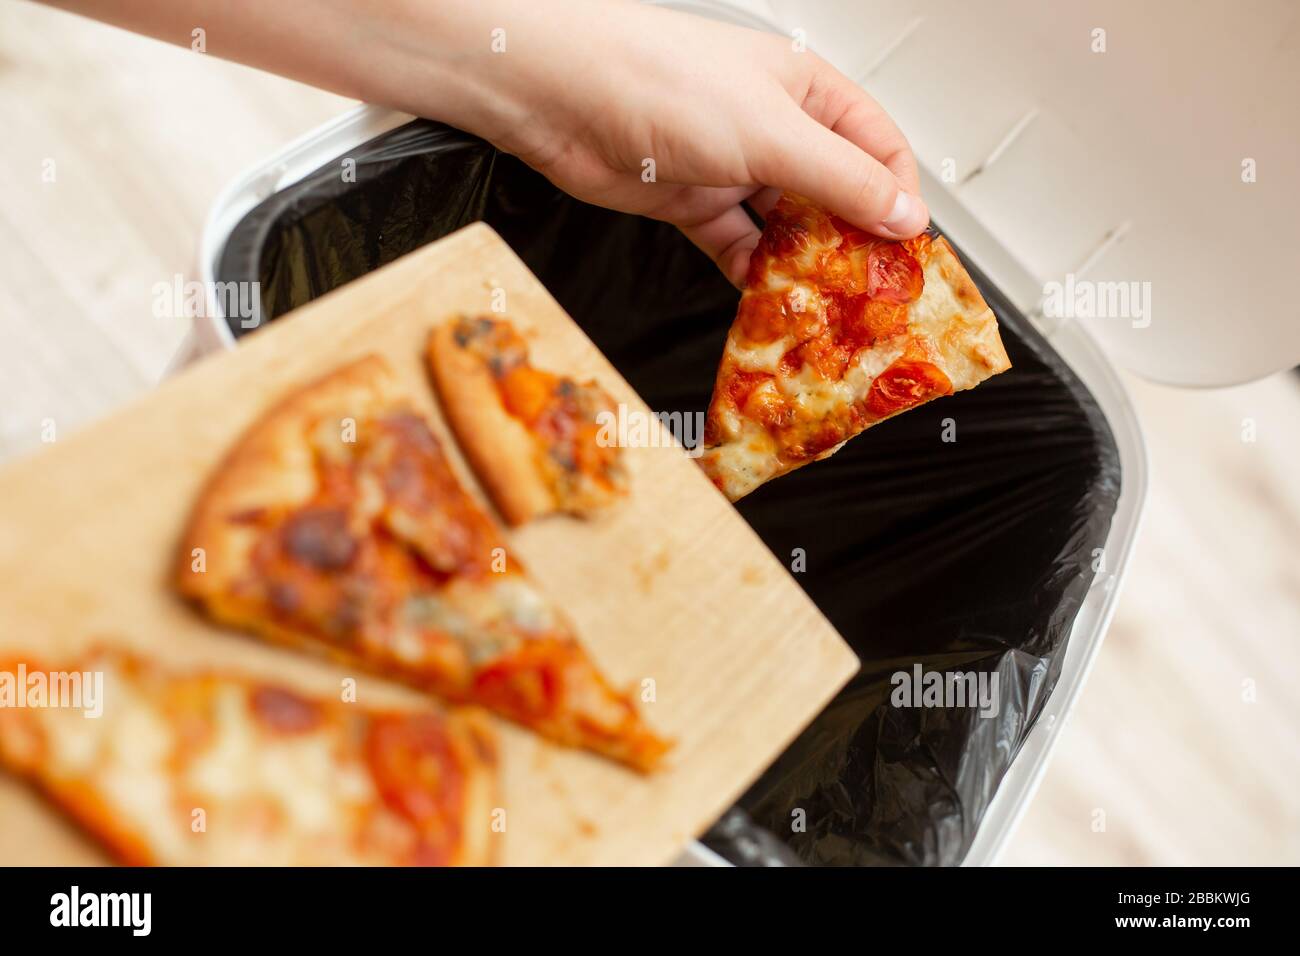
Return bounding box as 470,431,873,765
365,714,463,837
865,359,953,418
867,244,924,303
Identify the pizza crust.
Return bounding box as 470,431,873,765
426,321,555,526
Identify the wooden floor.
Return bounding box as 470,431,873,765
2,3,1296,865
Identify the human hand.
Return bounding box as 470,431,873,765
49,0,928,286
388,0,930,286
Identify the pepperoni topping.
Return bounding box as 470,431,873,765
864,359,952,419
249,686,323,734
867,244,924,303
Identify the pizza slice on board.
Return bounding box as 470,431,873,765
0,647,497,865
700,193,1011,501
427,316,629,526
175,356,669,772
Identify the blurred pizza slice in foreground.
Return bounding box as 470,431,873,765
0,647,497,865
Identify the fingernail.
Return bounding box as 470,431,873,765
882,191,927,235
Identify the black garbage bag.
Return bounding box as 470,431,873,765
217,119,1121,866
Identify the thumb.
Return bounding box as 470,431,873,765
752,108,929,239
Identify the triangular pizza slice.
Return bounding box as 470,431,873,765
427,316,628,526
0,647,497,865
700,193,1011,500
175,356,668,772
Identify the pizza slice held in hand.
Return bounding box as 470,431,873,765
0,647,497,865
700,193,1011,500
427,316,628,525
175,356,668,772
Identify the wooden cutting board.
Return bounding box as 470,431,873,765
0,223,857,866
